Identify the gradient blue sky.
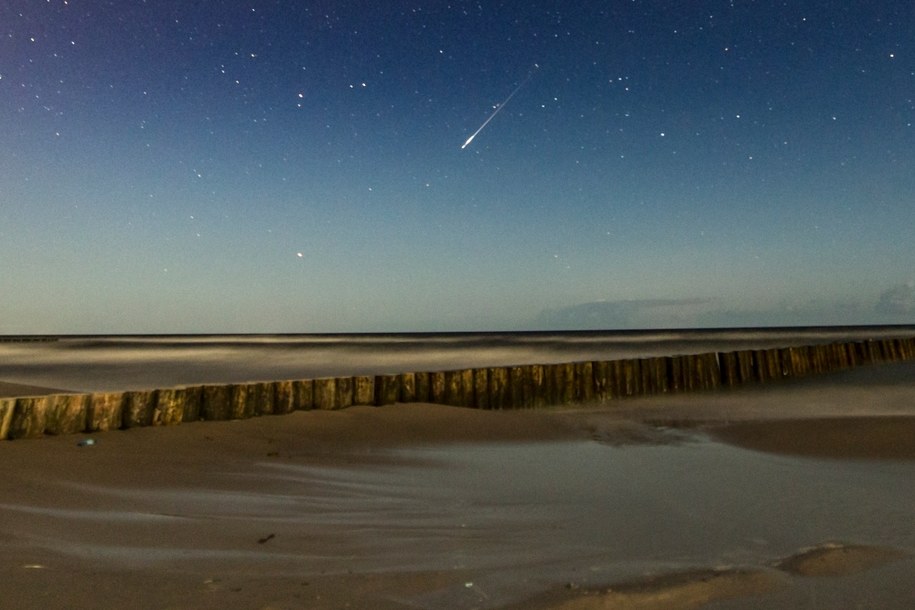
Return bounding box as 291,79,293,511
2,1,913,332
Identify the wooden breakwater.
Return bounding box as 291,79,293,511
2,337,914,441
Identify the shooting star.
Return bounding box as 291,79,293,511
461,66,538,149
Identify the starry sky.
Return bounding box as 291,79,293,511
2,1,913,333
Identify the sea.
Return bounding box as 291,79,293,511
2,325,914,393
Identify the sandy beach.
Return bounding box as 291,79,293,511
1,354,914,609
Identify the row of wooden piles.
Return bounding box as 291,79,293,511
2,337,914,440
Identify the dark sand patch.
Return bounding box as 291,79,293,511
708,416,915,460
774,542,910,577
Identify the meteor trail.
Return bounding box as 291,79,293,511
461,67,537,149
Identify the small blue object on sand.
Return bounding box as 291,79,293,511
77,438,96,447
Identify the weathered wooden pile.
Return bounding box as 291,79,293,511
2,337,914,440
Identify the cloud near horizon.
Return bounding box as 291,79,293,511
534,285,915,330
533,299,714,330
876,283,915,316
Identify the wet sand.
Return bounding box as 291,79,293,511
1,363,914,608
710,416,915,461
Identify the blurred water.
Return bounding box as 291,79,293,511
2,326,914,392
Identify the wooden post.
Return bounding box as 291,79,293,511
639,357,668,395
824,343,839,372
666,356,684,393
683,355,699,390
353,376,375,405
335,377,354,410
154,388,185,426
842,342,858,367
182,385,203,421
812,344,828,373
473,368,490,409
899,337,915,360
507,366,526,408
442,369,471,406
864,339,878,362
541,364,557,405
45,393,90,435
89,392,125,431
575,361,594,403
701,352,722,390
248,382,276,415
8,396,50,439
528,364,543,407
694,353,716,390
634,357,650,393
414,372,431,402
444,370,466,406
274,380,296,414
202,384,232,420
600,360,616,398
489,367,509,410
292,379,315,410
552,362,576,404
829,343,845,372
904,337,915,359
593,361,611,402
850,341,864,364
800,346,815,376
657,357,673,394
531,364,547,408
0,397,16,440
374,374,400,406
399,372,416,403
641,357,667,395
231,383,259,418
779,347,796,377
313,378,337,410
545,363,561,404
429,372,446,404
884,338,898,360
514,364,540,409
674,355,692,391
734,350,754,384
752,350,769,382
123,390,156,428
459,369,475,407
86,392,119,431
767,348,783,380
719,352,738,386
836,341,851,368
620,359,641,396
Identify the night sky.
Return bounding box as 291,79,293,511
2,1,913,333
